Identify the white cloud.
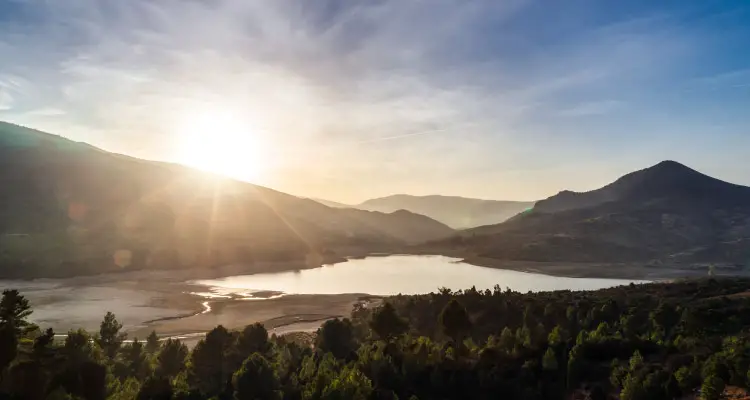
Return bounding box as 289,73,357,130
0,0,708,200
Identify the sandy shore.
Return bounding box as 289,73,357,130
2,267,376,341
129,293,370,337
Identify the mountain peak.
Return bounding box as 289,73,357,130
612,160,717,193
535,160,750,213
640,160,698,177
653,159,685,168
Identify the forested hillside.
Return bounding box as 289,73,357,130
2,278,750,399
0,122,453,279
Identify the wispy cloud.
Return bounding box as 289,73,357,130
694,68,750,89
558,100,624,117
0,0,747,201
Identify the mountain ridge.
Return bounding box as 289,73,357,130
355,194,535,229
437,160,750,266
534,160,750,214
0,121,454,278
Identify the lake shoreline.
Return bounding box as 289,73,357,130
3,253,731,343
392,249,745,280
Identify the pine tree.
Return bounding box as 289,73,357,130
145,331,161,354
439,300,472,344
157,339,188,378
96,312,126,360
232,353,281,400
542,347,558,371
369,302,409,341
0,289,33,336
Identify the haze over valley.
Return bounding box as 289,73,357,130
314,195,535,229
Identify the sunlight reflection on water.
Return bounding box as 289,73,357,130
192,255,649,296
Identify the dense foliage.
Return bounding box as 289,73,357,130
3,278,750,399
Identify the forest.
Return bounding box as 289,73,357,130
2,278,750,399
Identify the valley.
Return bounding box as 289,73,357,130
2,2,749,397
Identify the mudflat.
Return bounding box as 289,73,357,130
1,267,373,341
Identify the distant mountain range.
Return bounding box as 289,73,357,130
436,160,750,266
311,195,535,229
0,122,453,278
5,120,748,278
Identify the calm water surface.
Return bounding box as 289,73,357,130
193,255,649,296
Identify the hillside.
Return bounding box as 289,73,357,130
439,161,750,266
0,122,453,278
309,198,351,209
357,194,535,229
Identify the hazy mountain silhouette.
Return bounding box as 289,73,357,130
0,122,453,278
309,198,351,209
439,161,750,265
534,160,750,213
347,195,535,229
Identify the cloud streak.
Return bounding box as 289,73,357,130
0,0,748,202
558,100,624,117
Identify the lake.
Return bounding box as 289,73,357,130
0,255,649,333
192,255,649,297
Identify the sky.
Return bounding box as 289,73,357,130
0,0,748,203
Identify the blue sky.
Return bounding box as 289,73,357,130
0,0,748,203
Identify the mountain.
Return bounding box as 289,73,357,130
0,122,453,278
440,161,750,265
357,195,535,229
309,198,351,209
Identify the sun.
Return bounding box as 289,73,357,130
177,110,267,181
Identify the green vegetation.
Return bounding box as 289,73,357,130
4,278,750,399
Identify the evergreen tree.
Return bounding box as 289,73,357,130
0,289,33,335
498,326,515,351
0,324,17,381
96,311,126,360
138,376,173,400
316,318,357,359
33,327,56,357
236,323,271,357
321,366,373,400
369,302,409,341
188,325,232,396
123,338,149,380
109,377,141,400
145,330,161,354
542,347,558,371
157,338,189,378
439,299,472,344
232,353,281,400
63,328,100,363
547,325,568,347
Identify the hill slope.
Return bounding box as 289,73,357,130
309,198,351,209
0,122,453,278
357,194,535,229
441,161,750,266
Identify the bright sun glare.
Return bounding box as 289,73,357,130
177,110,266,181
